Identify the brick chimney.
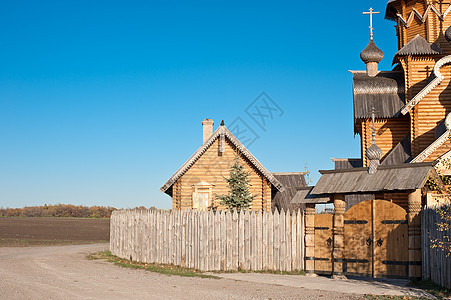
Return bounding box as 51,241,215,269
202,119,214,144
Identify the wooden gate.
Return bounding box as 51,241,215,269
344,200,408,278
314,213,333,274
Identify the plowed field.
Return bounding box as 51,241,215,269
0,217,109,247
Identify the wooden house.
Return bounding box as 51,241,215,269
292,1,451,280
161,119,306,211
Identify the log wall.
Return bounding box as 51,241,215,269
174,138,271,211
110,209,305,272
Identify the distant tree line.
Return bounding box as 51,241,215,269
0,204,117,218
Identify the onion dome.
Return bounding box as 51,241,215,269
360,40,384,64
366,142,383,161
445,26,451,43
366,142,383,175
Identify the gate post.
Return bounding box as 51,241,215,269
408,189,422,279
333,194,346,278
304,203,316,275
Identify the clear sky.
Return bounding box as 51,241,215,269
0,1,399,209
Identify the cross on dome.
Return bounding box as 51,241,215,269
363,7,380,40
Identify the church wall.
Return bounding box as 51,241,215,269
411,63,451,157
361,117,410,167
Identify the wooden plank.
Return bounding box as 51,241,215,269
262,211,268,270
286,210,292,272
156,211,161,264
244,211,250,270
269,210,274,271
227,211,233,271
239,210,245,270
291,211,297,271
187,211,192,269
215,210,220,270
280,209,286,271
220,211,226,270
251,210,256,269
199,211,204,271
255,211,261,270
298,210,304,271
274,210,280,271
208,210,214,271
232,210,239,270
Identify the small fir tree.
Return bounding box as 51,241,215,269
217,156,255,211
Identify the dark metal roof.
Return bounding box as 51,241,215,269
311,162,436,195
272,172,307,211
380,135,411,165
353,71,405,120
290,187,330,204
395,35,443,57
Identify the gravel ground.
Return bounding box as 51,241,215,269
0,243,367,299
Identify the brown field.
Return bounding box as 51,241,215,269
0,217,109,247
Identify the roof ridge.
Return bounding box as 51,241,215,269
318,161,435,175
394,34,443,58
160,125,285,193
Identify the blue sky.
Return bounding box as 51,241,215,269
0,1,398,209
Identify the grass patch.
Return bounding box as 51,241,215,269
90,251,306,278
0,237,108,247
363,295,430,300
409,280,451,299
88,250,219,279
363,280,451,300
213,268,306,275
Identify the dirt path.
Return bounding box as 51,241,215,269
0,244,431,299
0,244,363,299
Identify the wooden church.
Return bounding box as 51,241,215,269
294,1,451,279
161,119,307,211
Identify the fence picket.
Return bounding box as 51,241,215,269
110,209,306,273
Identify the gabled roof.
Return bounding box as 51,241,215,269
380,134,411,165
311,162,437,195
394,35,443,59
290,187,330,204
352,71,405,121
160,124,285,194
272,172,307,211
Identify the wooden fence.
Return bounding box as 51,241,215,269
422,205,451,289
110,209,304,272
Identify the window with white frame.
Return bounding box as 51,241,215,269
192,182,214,209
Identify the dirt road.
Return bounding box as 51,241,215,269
0,244,366,299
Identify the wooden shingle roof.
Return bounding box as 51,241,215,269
290,187,330,204
395,35,443,57
160,124,285,194
311,162,437,195
380,135,411,165
272,172,307,211
352,71,405,120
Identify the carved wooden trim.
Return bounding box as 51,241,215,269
160,126,285,193
396,4,451,28
402,55,451,115
411,129,450,162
